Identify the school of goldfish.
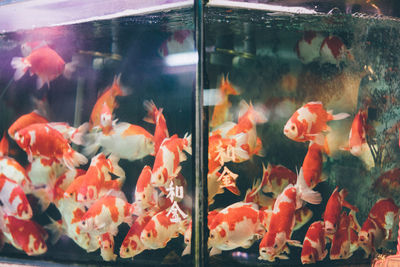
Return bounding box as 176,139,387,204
1,39,400,265
203,75,400,264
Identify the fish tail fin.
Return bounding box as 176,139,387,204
70,122,89,145
63,56,79,80
83,132,101,157
182,244,191,256
112,74,130,96
0,131,9,157
343,200,359,212
143,100,157,124
44,217,65,245
331,112,350,121
63,149,88,170
225,184,240,196
107,154,125,181
231,133,250,162
31,186,52,212
296,167,322,205
348,210,361,232
11,57,29,80
183,133,192,155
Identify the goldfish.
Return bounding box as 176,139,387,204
134,165,157,210
2,215,47,256
320,36,353,65
330,211,355,260
79,194,134,235
65,153,125,203
364,198,399,240
26,157,65,187
182,220,192,256
89,75,126,130
295,31,325,64
210,75,239,128
358,216,385,257
0,174,32,220
47,122,89,146
261,163,297,197
158,30,194,58
14,123,87,169
11,45,76,89
225,101,267,157
84,122,154,161
99,233,117,261
51,168,86,205
301,221,328,264
341,109,368,156
120,212,154,259
323,187,358,235
20,40,48,57
143,100,169,155
151,134,191,188
0,132,8,156
8,111,48,140
283,101,349,144
302,142,326,189
244,168,276,211
373,168,400,198
0,155,32,194
140,209,186,250
99,103,114,135
259,168,322,262
208,202,266,256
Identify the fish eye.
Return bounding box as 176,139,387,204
261,248,266,254
274,244,278,249
309,254,313,260
185,238,189,243
82,221,86,225
125,248,129,253
291,125,295,131
143,195,145,199
210,234,214,239
147,232,151,238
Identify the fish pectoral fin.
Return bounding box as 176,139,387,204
287,239,302,248
209,247,222,256
277,254,289,260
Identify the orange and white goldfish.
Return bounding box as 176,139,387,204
79,194,134,236
64,153,124,203
99,103,114,135
295,31,324,64
11,45,76,89
26,157,65,187
99,233,117,261
302,142,326,189
47,122,89,146
51,168,85,205
20,40,48,57
323,187,358,235
330,211,356,260
143,100,169,155
259,168,322,262
364,198,399,240
261,163,297,197
358,216,385,258
320,36,353,65
84,122,154,161
14,123,87,170
151,134,191,188
8,111,48,140
89,75,126,130
210,75,239,128
0,175,32,220
208,202,265,256
283,101,349,144
225,101,267,157
140,209,185,250
244,168,276,210
341,109,368,156
0,155,32,194
120,212,154,259
134,165,157,210
301,221,328,264
2,214,47,256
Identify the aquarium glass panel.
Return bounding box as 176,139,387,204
205,5,400,266
0,6,195,266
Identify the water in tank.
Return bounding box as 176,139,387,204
204,0,400,266
0,0,196,265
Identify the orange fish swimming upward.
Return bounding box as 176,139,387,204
341,109,368,157
143,100,169,155
11,45,76,89
210,75,239,128
8,111,48,140
302,142,326,189
89,75,127,130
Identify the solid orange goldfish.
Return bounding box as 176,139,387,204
143,100,169,155
302,142,326,189
341,109,368,156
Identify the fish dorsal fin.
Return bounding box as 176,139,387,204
0,132,9,156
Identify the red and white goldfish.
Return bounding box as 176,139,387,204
373,168,400,198
261,163,297,197
26,157,65,187
99,103,114,135
0,175,32,220
140,209,185,250
295,31,325,64
8,111,48,140
302,142,326,189
301,221,328,264
134,165,157,210
259,168,322,262
11,45,76,89
320,36,353,65
210,75,239,128
120,212,154,259
99,233,117,261
143,100,169,155
79,194,134,236
89,75,126,130
2,215,47,256
14,123,87,169
283,101,349,144
47,122,89,146
0,155,31,193
208,202,265,255
365,198,399,240
84,122,154,161
330,211,355,260
358,216,385,258
151,134,191,187
341,109,368,156
323,187,358,235
65,153,124,203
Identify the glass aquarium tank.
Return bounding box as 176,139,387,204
204,0,400,266
0,0,196,266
